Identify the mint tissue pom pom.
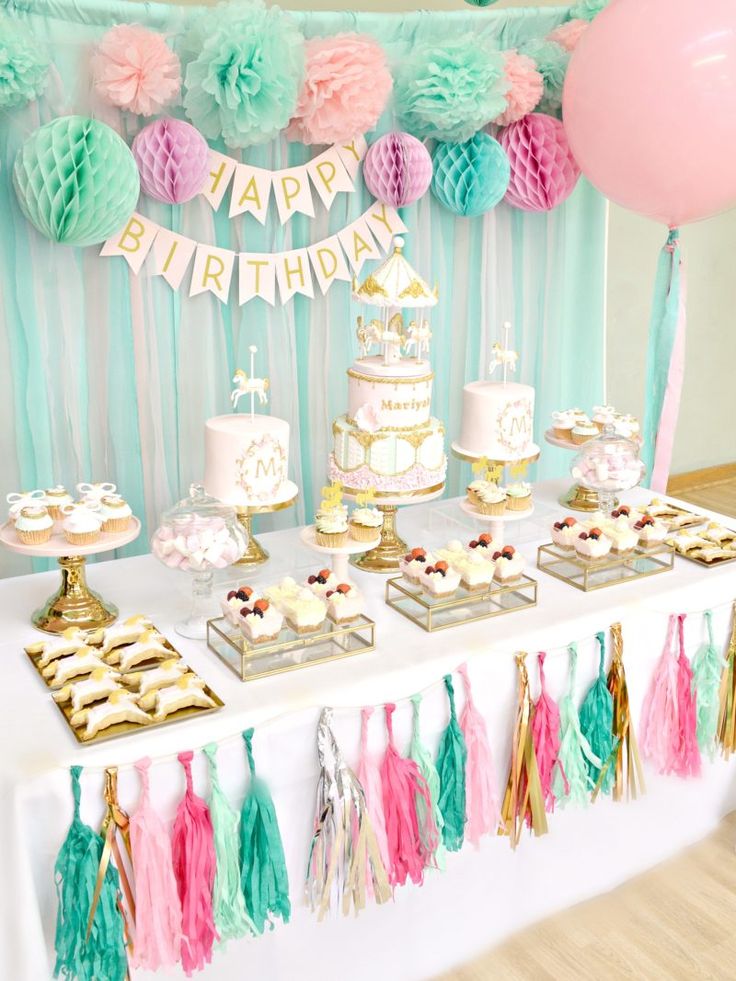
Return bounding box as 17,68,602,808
182,0,305,148
518,38,569,113
13,116,140,247
395,36,509,143
0,12,49,109
431,133,510,217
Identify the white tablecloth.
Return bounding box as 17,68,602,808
3,480,736,981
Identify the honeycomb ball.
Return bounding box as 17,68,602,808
431,132,510,217
132,117,209,205
498,112,580,212
363,131,433,207
13,116,140,247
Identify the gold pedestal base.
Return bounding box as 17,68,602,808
32,555,118,634
561,484,619,513
351,505,407,574
234,493,298,568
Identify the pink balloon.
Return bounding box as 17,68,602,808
563,0,736,226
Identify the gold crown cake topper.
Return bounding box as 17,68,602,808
488,321,519,384
231,345,270,418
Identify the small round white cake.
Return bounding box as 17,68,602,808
205,415,295,507
455,381,539,461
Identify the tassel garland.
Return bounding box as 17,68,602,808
457,664,500,845
579,632,616,796
203,743,255,943
692,611,725,759
675,615,701,777
717,602,736,757
172,751,218,974
500,653,548,846
606,624,645,801
53,766,127,981
552,644,601,808
306,708,391,918
129,757,182,972
531,652,562,813
409,693,446,869
381,702,438,886
239,728,291,933
436,674,468,852
356,706,391,879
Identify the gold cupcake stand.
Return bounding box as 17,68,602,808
0,519,142,633
234,485,298,567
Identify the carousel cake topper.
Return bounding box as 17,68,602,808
488,321,519,385
355,486,376,507
353,236,438,367
472,456,503,483
232,345,270,419
320,481,344,511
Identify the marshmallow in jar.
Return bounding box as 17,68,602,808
570,424,645,493
151,484,247,572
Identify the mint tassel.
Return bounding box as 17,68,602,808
204,744,256,944
240,728,290,934
409,693,446,870
692,610,725,759
579,632,616,795
553,644,601,807
436,674,468,852
53,766,127,981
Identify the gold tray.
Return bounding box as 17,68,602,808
207,615,376,681
537,541,674,592
644,501,708,532
385,574,538,632
667,536,736,568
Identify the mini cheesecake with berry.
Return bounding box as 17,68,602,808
434,540,494,592
237,599,284,644
492,545,525,583
468,532,493,552
422,560,461,598
305,568,338,599
574,526,612,562
552,516,583,551
633,514,669,548
399,546,434,585
221,585,260,626
326,583,364,624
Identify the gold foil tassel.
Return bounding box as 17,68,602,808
717,601,736,757
606,622,646,802
499,653,548,848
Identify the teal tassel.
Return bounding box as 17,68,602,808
579,633,616,795
436,675,468,852
239,729,290,934
204,744,256,944
409,693,446,870
692,611,725,759
53,767,127,981
553,645,602,807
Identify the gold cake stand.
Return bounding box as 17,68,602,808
234,486,298,567
0,518,141,633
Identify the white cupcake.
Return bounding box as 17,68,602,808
98,495,132,533
551,410,575,441
505,481,532,512
315,506,348,547
15,505,54,545
571,421,599,444
349,506,383,543
475,482,507,516
6,489,45,524
61,503,103,546
43,486,74,520
77,481,117,504
592,405,617,432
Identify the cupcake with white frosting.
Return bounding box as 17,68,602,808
77,481,117,505
6,489,45,524
551,410,575,441
475,482,507,516
98,495,132,533
571,419,598,445
61,503,103,546
505,481,532,512
349,506,383,543
15,505,54,545
43,486,74,521
592,405,617,432
315,506,348,547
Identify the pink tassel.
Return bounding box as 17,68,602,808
641,615,701,777
171,751,218,975
130,758,182,971
380,703,437,887
357,707,391,886
457,664,500,844
531,653,562,813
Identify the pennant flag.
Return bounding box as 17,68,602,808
335,135,368,180
338,215,381,274
190,244,236,302
307,235,352,295
365,203,408,251
306,146,355,209
272,165,316,224
276,248,314,302
152,229,197,290
239,253,277,306
228,164,272,224
100,213,158,274
201,151,237,210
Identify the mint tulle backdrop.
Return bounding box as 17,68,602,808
0,0,606,577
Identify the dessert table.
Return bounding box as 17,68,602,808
3,480,736,981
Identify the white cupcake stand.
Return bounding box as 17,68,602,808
0,518,141,633
299,525,381,582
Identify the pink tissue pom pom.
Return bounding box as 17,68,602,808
92,24,181,117
286,33,392,145
493,51,544,127
499,113,581,212
546,19,588,53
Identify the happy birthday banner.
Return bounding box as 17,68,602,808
101,202,407,305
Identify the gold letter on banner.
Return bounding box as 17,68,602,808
151,228,197,289
273,167,315,224
336,135,368,180
200,151,237,210
365,203,409,250
307,234,352,295
100,213,158,274
276,248,314,302
337,215,381,274
189,245,235,302
306,147,354,209
228,164,272,224
238,253,276,306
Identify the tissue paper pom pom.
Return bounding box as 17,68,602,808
132,118,209,204
395,37,509,143
182,0,304,148
546,19,588,53
518,38,569,113
499,113,580,212
286,33,391,145
0,13,49,109
363,132,432,207
570,0,609,22
431,132,510,217
13,116,140,246
493,51,543,127
92,24,181,117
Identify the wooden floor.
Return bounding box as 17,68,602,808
437,813,736,981
674,479,736,519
